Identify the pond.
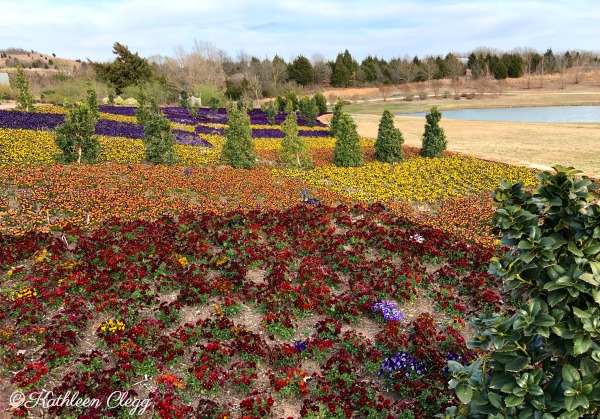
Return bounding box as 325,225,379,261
398,106,600,123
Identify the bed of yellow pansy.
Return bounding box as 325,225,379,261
0,106,545,246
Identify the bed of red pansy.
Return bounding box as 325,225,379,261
1,201,508,418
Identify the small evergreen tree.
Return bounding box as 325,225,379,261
135,87,152,126
284,90,298,112
375,110,404,163
260,100,277,125
86,82,99,121
299,96,318,127
313,92,328,114
420,106,447,158
333,113,363,167
221,106,256,169
107,88,116,105
13,65,35,112
142,109,176,165
54,101,100,164
329,98,344,137
179,90,189,109
208,97,220,112
280,104,313,170
276,95,286,112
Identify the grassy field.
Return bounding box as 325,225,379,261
331,77,600,177
351,114,600,177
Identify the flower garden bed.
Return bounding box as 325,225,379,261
2,203,508,418
0,105,541,417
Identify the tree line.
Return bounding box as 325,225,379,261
89,42,600,105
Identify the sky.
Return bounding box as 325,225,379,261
1,0,598,63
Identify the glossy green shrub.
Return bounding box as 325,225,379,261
447,166,600,418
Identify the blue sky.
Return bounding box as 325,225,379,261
1,0,598,62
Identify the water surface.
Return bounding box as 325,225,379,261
398,106,600,123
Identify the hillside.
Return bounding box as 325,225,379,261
0,47,83,75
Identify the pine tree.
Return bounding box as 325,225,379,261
333,113,363,167
54,101,100,164
142,110,177,165
284,90,299,112
280,105,313,170
329,99,344,137
375,110,404,163
260,100,277,125
298,96,318,127
420,107,447,158
313,92,328,114
86,82,99,121
135,87,152,126
14,65,35,112
221,106,256,169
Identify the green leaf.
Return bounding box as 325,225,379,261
562,364,581,383
490,373,516,390
572,307,591,319
580,273,599,286
573,334,593,355
528,385,544,396
583,243,600,255
563,396,575,412
575,393,589,409
518,240,534,250
593,289,600,305
580,359,599,378
455,383,473,404
568,242,584,257
506,356,530,372
488,391,503,409
447,360,464,374
534,314,556,327
589,261,600,275
505,394,524,408
547,291,568,306
588,385,600,401
546,265,566,280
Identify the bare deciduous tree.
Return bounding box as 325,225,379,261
247,75,262,107
430,79,443,98
474,62,491,97
444,53,465,97
312,54,332,88
379,84,392,102
166,40,226,91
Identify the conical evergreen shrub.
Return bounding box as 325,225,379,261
375,110,404,163
329,98,344,137
420,106,447,158
280,108,313,170
333,113,363,167
55,101,100,164
221,106,256,169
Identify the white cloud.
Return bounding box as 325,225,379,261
1,0,597,62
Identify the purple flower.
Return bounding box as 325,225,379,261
0,109,64,130
373,301,403,322
94,119,144,139
293,340,308,352
98,105,137,116
379,351,426,379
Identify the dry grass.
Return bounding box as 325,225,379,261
341,71,600,177
352,114,600,177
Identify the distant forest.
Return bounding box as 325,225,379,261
4,42,599,104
